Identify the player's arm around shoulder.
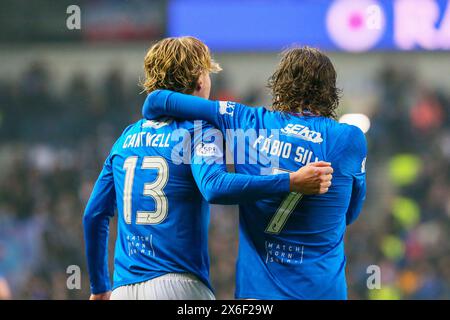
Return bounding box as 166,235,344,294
142,89,263,133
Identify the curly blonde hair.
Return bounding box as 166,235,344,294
268,46,341,119
141,36,221,94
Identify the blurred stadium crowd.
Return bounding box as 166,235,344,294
0,61,449,299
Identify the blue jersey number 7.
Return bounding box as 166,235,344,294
265,168,303,234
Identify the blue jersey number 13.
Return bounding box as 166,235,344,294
123,156,169,225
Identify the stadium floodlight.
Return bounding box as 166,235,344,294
339,113,371,133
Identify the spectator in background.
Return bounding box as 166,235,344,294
0,276,11,299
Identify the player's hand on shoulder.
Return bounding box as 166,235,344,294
290,161,333,195
89,291,111,300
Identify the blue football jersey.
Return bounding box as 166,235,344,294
83,117,291,295
143,90,367,300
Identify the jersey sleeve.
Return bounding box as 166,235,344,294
83,154,116,294
337,125,367,225
142,89,258,134
190,123,290,204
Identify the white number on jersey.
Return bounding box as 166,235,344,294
265,168,303,234
123,156,169,225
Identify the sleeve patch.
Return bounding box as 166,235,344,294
195,142,223,158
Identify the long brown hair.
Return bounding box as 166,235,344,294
268,46,341,119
